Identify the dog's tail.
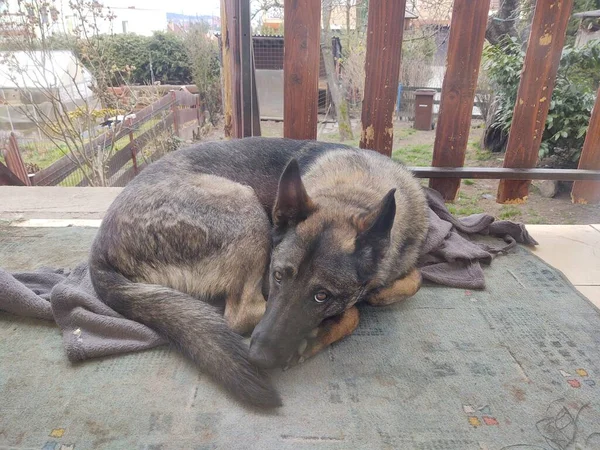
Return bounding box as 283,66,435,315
89,260,282,408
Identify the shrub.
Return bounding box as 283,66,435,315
183,24,222,124
483,37,600,165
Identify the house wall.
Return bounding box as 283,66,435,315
63,6,167,36
0,0,167,37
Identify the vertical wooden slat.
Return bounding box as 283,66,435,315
126,118,138,176
4,133,31,186
429,0,491,201
359,0,407,156
239,0,253,137
221,0,243,138
284,0,321,140
251,44,262,136
221,0,233,138
170,90,180,137
571,87,600,204
497,0,574,204
0,161,25,186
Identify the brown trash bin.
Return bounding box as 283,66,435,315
414,89,436,131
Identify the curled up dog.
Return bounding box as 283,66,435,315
88,137,429,408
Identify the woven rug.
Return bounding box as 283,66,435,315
1,226,599,450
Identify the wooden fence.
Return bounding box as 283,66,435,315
1,90,203,187
222,0,600,205
2,132,31,186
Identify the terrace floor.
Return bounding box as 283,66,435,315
2,186,600,448
1,186,599,309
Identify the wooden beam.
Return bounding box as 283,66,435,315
221,0,233,138
221,0,243,138
497,0,574,204
410,166,600,181
284,0,321,140
359,0,407,156
429,0,491,200
571,87,600,204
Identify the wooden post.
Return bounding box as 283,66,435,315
429,0,491,200
221,0,243,138
126,118,138,176
220,0,233,138
359,0,407,156
251,43,262,136
239,0,253,137
283,0,321,140
170,90,180,137
195,95,204,128
572,87,600,204
497,0,574,204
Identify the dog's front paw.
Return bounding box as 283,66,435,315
283,328,320,369
283,306,360,370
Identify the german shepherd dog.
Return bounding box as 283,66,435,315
89,137,428,408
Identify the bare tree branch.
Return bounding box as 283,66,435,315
0,0,134,185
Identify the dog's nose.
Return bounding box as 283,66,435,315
248,333,279,369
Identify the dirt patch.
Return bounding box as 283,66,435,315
202,118,599,225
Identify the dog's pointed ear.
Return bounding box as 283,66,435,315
273,159,315,229
354,188,396,255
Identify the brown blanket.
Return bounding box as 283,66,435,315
419,187,538,289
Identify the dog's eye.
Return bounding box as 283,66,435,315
273,271,283,283
314,291,329,303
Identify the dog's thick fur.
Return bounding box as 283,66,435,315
89,137,428,408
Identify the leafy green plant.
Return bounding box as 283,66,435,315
483,37,600,164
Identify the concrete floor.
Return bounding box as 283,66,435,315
1,186,599,308
527,224,600,309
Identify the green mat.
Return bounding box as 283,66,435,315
1,227,600,450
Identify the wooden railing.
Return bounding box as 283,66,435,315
2,90,202,187
222,0,600,205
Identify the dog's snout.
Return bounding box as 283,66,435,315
248,332,279,369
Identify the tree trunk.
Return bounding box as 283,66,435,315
322,2,353,141
485,0,520,45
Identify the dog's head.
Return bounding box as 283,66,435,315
249,159,396,368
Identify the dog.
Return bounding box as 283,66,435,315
88,137,429,408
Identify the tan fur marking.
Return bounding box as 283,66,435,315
368,268,422,306
225,290,266,334
331,226,357,253
295,214,324,240
302,306,360,358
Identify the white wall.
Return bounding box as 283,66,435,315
2,0,167,37
96,7,168,36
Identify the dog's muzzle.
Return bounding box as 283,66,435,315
248,331,280,369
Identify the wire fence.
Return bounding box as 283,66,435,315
252,35,336,118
